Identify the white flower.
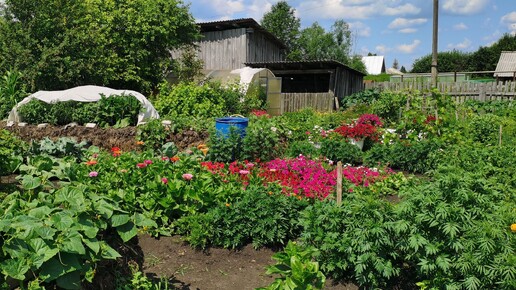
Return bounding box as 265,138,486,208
270,126,277,132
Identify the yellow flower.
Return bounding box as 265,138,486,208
511,224,516,233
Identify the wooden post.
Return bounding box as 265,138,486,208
499,125,503,146
336,161,342,205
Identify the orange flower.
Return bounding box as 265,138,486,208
225,203,231,207
511,224,516,232
170,156,180,162
197,144,208,149
111,147,122,157
85,160,97,166
136,140,145,145
200,148,209,156
268,191,273,195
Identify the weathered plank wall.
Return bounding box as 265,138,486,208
281,93,334,113
334,67,364,98
247,30,284,63
197,28,248,70
365,81,516,102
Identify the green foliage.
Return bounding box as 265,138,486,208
299,198,401,288
393,166,516,289
297,21,351,65
467,113,502,144
319,136,363,165
371,91,408,124
0,0,200,94
171,46,204,83
340,88,382,110
206,127,243,163
364,139,443,173
154,82,245,119
28,137,89,159
411,50,472,73
116,261,171,290
242,117,282,161
137,119,170,151
284,140,320,160
468,33,516,72
0,70,27,119
0,184,139,289
0,129,25,175
256,241,326,290
17,94,142,126
177,187,309,250
363,73,391,82
260,1,301,60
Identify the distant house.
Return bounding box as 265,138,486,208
173,18,365,114
362,56,386,75
189,18,286,70
246,60,365,115
494,51,516,82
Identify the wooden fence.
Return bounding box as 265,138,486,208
366,81,516,102
281,92,335,113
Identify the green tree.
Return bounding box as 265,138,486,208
349,54,367,74
468,33,516,72
261,1,301,60
0,0,199,94
298,20,353,65
172,46,204,83
411,50,471,73
400,66,407,73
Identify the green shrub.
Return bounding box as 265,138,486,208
467,113,502,144
17,94,142,126
299,197,401,288
242,117,282,161
28,137,89,159
206,127,243,163
177,186,309,249
136,119,170,151
340,88,382,109
371,91,408,124
319,137,363,165
364,139,442,173
0,70,27,120
154,81,250,120
0,129,25,175
256,241,326,290
393,167,516,289
285,140,320,159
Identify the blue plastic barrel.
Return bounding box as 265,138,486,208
215,116,249,138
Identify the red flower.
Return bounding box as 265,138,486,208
111,147,122,157
136,163,147,168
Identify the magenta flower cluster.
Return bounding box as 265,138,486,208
342,166,394,187
261,155,336,199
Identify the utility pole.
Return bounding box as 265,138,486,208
431,0,439,88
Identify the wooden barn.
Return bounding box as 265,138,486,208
193,18,286,70
245,60,365,115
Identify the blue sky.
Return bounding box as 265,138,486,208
186,0,516,71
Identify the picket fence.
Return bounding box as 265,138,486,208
280,92,335,113
366,81,516,102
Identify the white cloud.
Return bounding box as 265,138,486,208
442,0,490,15
453,22,468,30
399,28,417,34
501,11,516,35
349,22,371,37
447,38,472,50
296,0,420,20
201,0,245,16
375,44,390,54
397,40,421,54
388,18,427,29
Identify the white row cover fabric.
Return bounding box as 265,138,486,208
8,85,159,125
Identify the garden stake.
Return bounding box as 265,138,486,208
336,161,342,205
499,125,502,146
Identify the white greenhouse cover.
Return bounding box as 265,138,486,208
8,85,159,125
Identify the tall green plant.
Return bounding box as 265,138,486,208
0,70,27,119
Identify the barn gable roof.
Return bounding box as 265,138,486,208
198,18,287,49
494,51,516,77
362,56,386,75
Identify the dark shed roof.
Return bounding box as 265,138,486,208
198,18,287,49
245,60,366,76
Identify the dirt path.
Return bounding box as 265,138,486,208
138,235,358,290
